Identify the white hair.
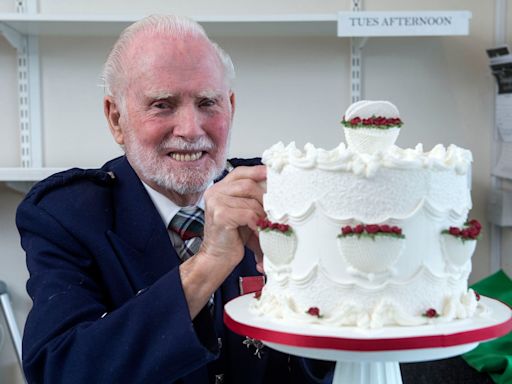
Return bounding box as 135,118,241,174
101,14,235,97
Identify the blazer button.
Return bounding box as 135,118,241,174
217,338,223,350
215,374,224,384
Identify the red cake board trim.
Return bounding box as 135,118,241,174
224,299,512,352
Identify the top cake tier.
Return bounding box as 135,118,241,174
261,100,473,222
263,100,471,177
341,100,403,155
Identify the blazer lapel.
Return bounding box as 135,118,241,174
105,157,181,292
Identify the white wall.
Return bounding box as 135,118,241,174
0,0,509,382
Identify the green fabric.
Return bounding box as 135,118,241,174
463,270,512,384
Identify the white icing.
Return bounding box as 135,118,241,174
251,266,482,328
344,127,400,155
441,234,477,269
259,230,297,267
262,141,472,176
337,235,405,276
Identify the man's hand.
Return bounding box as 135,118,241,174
179,165,266,318
200,165,266,267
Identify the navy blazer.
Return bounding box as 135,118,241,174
17,156,333,384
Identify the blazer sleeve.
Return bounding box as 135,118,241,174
17,184,219,383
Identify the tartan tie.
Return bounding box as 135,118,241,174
169,206,205,262
169,207,215,312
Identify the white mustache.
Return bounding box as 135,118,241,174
158,136,216,153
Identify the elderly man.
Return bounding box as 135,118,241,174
16,14,333,383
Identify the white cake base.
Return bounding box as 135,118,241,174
225,295,511,384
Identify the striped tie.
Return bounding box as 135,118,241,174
169,207,214,312
169,207,204,262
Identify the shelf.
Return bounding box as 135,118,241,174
0,167,65,182
0,13,338,37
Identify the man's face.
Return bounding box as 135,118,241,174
110,34,234,199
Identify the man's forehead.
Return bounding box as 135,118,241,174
129,32,216,64
145,89,225,99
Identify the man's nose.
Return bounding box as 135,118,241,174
172,105,204,139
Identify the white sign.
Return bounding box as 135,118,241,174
338,11,472,37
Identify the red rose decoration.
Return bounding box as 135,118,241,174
468,227,479,239
365,224,380,234
341,115,403,128
468,219,482,230
342,226,353,235
391,226,402,235
306,307,321,318
338,223,405,239
256,218,268,229
257,218,292,234
443,219,481,240
448,227,461,236
354,224,365,234
424,308,438,318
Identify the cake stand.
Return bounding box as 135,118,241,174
224,295,512,384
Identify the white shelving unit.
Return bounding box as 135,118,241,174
0,13,339,37
0,3,472,186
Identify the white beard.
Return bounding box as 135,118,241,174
124,134,226,195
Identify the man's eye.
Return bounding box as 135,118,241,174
153,102,169,109
199,98,216,108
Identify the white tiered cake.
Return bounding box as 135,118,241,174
251,100,483,328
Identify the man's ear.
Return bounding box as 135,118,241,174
104,96,124,145
229,91,235,120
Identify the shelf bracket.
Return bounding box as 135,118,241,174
350,0,365,103
0,22,23,51
0,0,43,193
0,2,43,172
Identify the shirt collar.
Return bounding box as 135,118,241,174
142,182,207,227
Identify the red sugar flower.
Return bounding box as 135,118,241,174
306,307,322,318
391,226,402,235
256,218,269,229
442,219,482,240
475,291,481,301
448,227,461,236
338,223,405,239
354,224,365,234
468,219,482,230
424,308,439,318
342,226,353,235
257,218,292,235
365,224,380,234
341,115,403,129
468,227,479,239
